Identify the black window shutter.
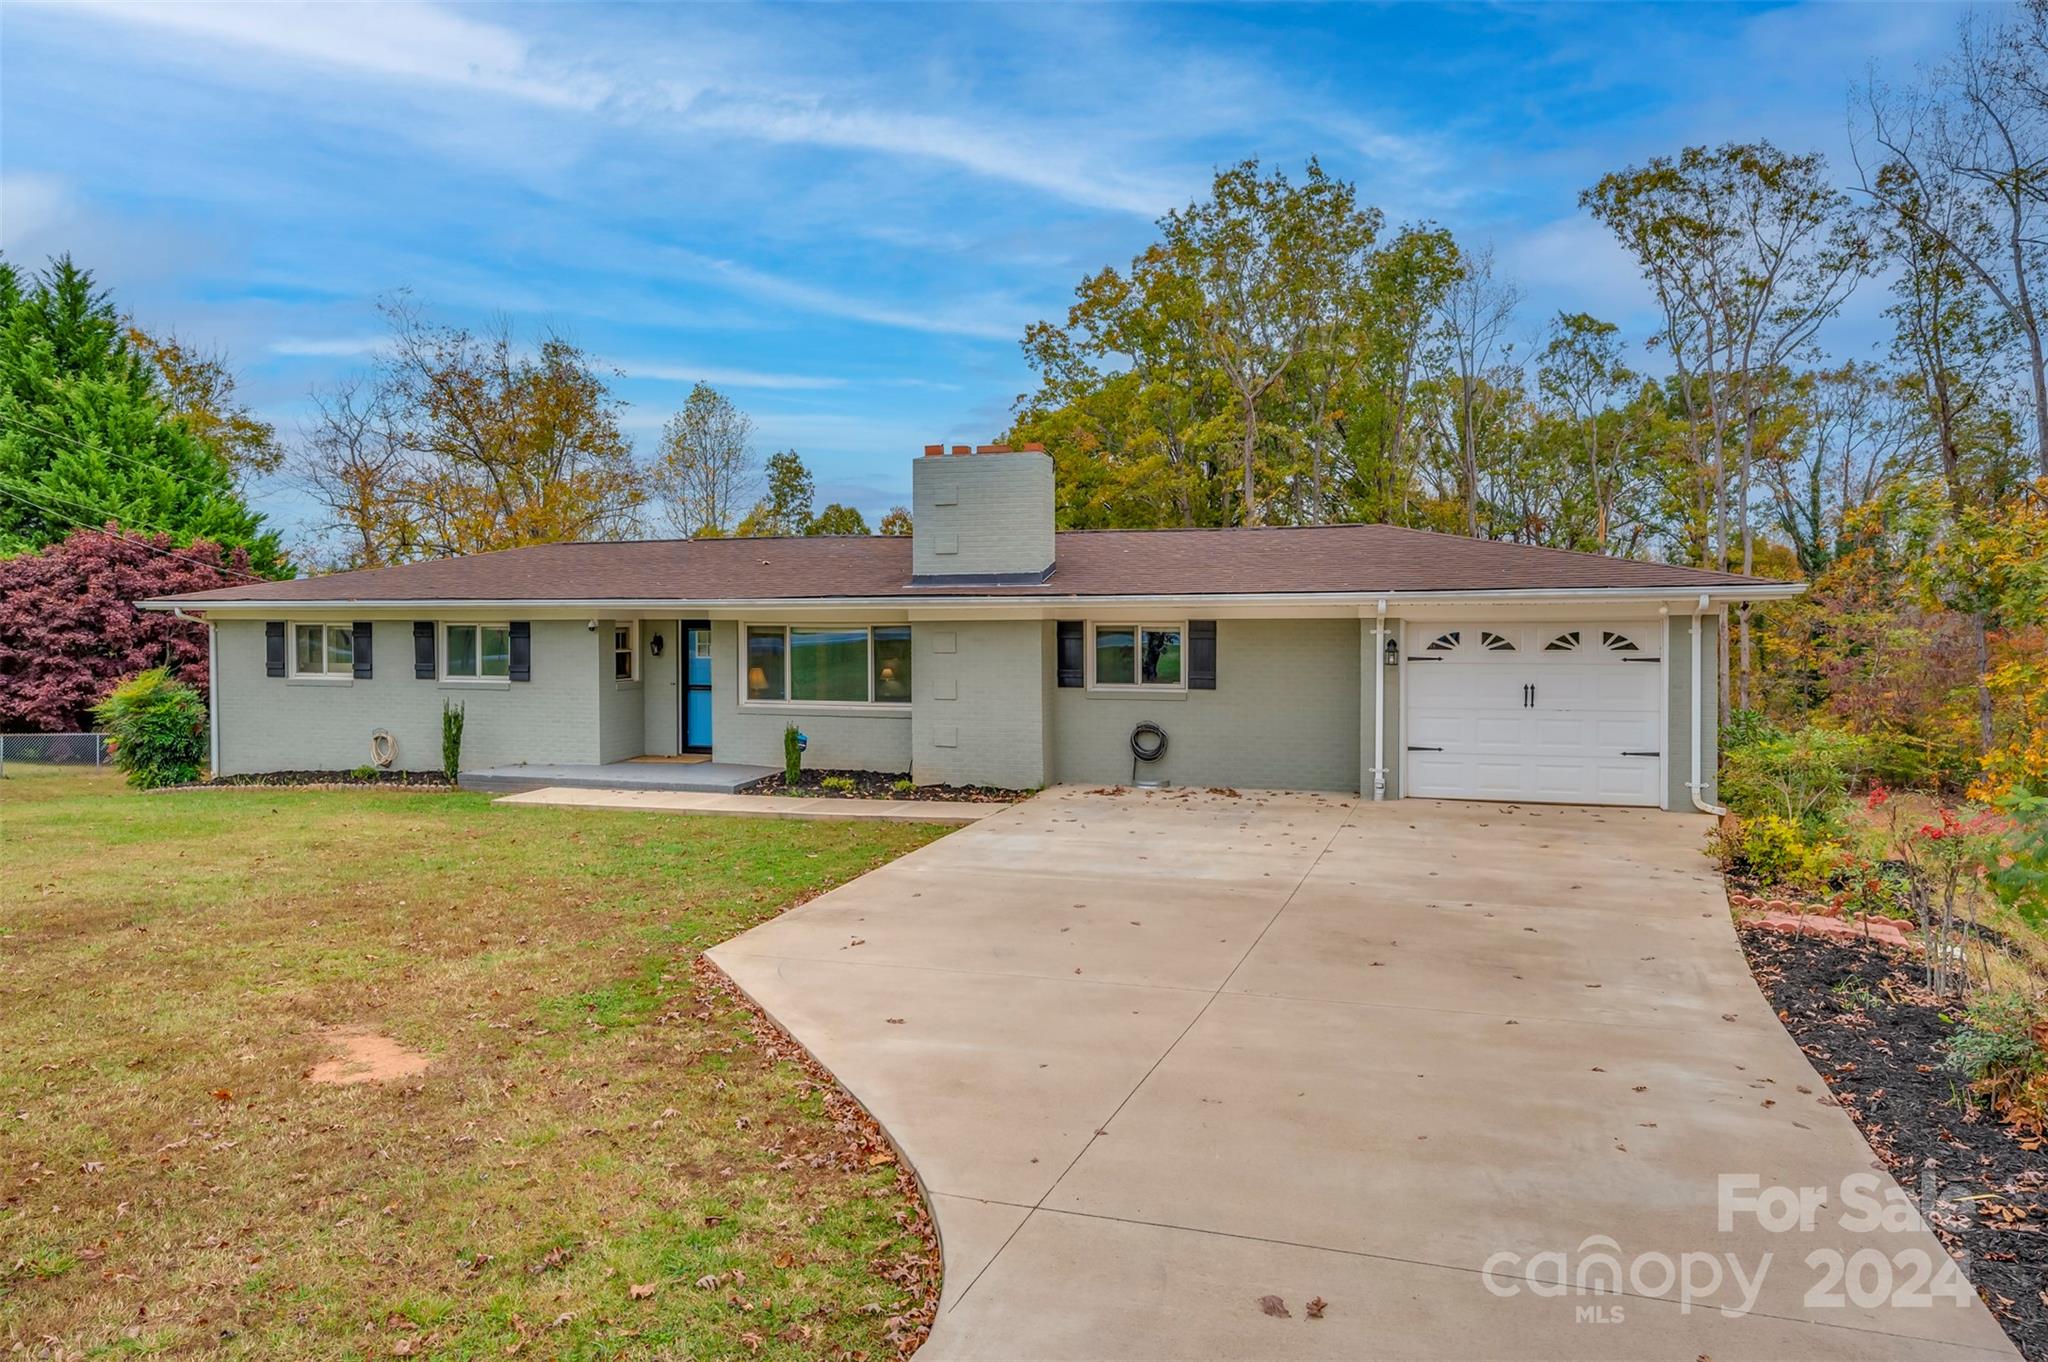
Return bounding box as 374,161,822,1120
413,622,436,679
265,621,286,677
352,622,373,679
508,621,532,682
1188,620,1217,690
1056,621,1084,687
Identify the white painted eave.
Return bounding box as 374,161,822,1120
140,580,1806,618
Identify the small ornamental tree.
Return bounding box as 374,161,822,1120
92,667,207,788
0,525,252,732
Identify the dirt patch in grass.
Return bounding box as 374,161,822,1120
305,1028,433,1086
0,769,953,1359
1739,926,2047,1360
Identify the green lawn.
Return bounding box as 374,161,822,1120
0,769,951,1359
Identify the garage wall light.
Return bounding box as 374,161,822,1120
1383,634,1399,667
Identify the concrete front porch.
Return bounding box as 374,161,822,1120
458,759,777,796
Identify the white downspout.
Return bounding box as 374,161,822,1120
1371,599,1387,800
1689,593,1726,816
172,607,218,776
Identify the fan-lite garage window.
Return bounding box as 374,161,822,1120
290,623,352,678
743,625,911,705
1091,624,1184,689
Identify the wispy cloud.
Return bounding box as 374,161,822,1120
670,251,1026,342
612,359,847,392
269,334,387,358
678,92,1179,217
36,0,598,108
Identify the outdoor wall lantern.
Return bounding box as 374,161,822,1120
650,633,665,657
1383,634,1399,667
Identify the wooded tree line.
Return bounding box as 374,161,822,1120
1007,2,2046,795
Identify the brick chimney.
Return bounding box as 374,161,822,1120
910,442,1054,584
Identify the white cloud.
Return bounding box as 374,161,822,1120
269,334,388,358
679,92,1179,217
612,359,847,391
671,251,1026,341
0,172,76,248
33,0,597,108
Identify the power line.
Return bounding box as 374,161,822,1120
0,479,269,583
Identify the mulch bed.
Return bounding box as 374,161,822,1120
739,769,1025,804
159,770,456,791
1739,926,2046,1360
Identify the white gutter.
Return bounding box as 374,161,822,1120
171,607,219,776
139,583,1809,614
1689,593,1727,816
1371,598,1388,800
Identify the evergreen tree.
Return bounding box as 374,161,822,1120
0,256,286,575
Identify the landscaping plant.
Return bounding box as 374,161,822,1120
90,667,207,789
441,698,465,781
783,722,802,785
1945,989,2048,1127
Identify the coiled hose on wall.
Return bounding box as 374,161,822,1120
1130,721,1167,785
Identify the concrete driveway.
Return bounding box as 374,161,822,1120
708,788,2017,1361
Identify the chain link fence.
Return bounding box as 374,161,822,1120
1,732,108,773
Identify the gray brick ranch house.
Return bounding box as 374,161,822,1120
147,444,1798,811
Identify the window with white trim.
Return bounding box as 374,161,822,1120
1090,623,1184,689
612,623,638,681
291,623,353,678
443,623,511,681
743,625,911,705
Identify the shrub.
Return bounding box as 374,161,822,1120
1945,989,2047,1119
891,777,915,794
1721,707,1782,753
783,724,802,785
1720,724,1870,830
442,700,465,781
91,667,207,789
820,775,857,793
1982,786,2048,929
1712,812,1815,886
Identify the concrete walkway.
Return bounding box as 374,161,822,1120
459,760,777,795
709,787,2017,1361
494,785,1005,825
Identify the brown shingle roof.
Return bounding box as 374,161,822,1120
153,523,1780,606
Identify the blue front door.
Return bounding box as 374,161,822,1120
682,622,713,752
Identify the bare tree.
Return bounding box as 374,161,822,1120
650,382,758,538
1538,312,1635,548
1855,7,2048,478
293,375,416,570
1766,362,1922,573
1433,244,1523,537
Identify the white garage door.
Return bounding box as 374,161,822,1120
1403,623,1664,807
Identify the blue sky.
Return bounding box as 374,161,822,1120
0,1,1970,536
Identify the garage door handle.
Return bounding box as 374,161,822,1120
1404,655,1442,662
1406,745,1443,752
1622,750,1660,757
1620,657,1661,663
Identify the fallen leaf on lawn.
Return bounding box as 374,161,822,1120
1256,1295,1290,1318
629,1282,657,1300
211,1089,233,1102
1306,1296,1327,1319
866,1150,896,1166
695,1273,723,1290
